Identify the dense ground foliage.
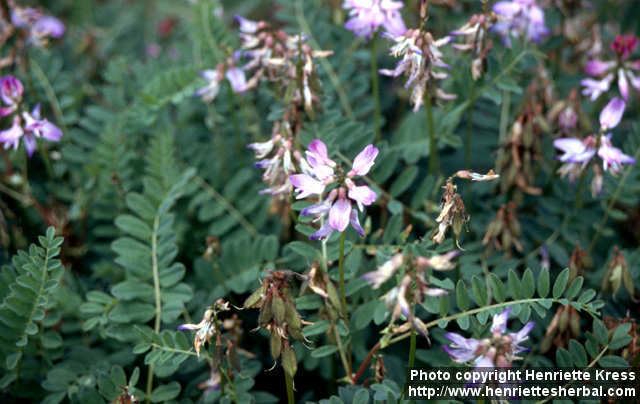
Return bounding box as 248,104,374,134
0,0,639,403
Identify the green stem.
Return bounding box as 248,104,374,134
498,90,510,143
464,81,476,167
573,167,587,209
320,218,352,380
425,95,438,175
371,37,381,142
285,371,295,404
338,231,348,318
408,329,416,368
146,215,162,401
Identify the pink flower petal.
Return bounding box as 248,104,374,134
618,69,630,100
290,174,325,199
349,144,379,176
599,97,625,130
584,59,613,76
328,197,351,232
347,184,377,211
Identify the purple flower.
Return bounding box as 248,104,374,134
553,137,597,165
0,106,63,157
291,139,378,240
225,67,248,93
24,105,63,142
0,117,26,153
342,0,406,39
492,0,548,45
196,66,248,103
11,7,65,47
581,75,614,101
32,15,65,39
196,69,222,102
598,135,636,174
554,134,635,175
599,97,625,130
234,15,259,34
443,332,481,363
582,35,640,102
0,75,23,117
444,309,534,368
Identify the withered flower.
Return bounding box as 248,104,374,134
482,202,523,256
380,28,456,111
362,251,458,338
432,180,469,246
450,9,496,80
178,299,231,357
300,263,342,312
243,270,307,378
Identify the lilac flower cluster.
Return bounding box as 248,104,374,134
492,0,548,46
554,97,634,194
444,308,534,367
291,139,378,240
582,34,640,116
0,75,62,157
10,4,65,47
342,0,406,39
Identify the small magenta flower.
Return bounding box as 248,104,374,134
291,140,378,240
342,0,407,39
444,308,534,368
582,34,640,102
0,75,24,117
492,0,548,46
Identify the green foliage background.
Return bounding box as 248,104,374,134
0,0,639,403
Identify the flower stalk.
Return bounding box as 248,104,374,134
425,94,437,175
371,36,382,142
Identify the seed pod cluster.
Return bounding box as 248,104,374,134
496,79,552,198
540,305,581,353
243,270,306,377
482,202,523,256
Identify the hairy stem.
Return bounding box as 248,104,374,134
371,37,381,142
426,95,438,175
